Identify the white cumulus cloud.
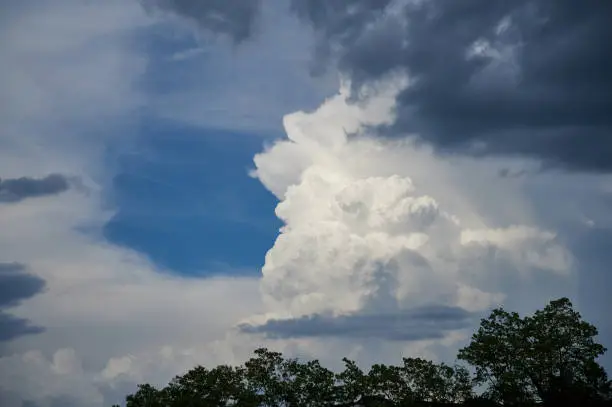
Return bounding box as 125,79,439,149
247,75,575,348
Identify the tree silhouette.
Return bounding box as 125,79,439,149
116,297,611,407
458,298,611,406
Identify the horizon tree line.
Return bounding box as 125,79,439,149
115,297,612,407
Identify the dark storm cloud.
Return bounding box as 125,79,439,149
0,174,70,203
0,312,44,342
239,305,473,341
140,0,262,43
292,0,612,172
0,263,46,341
0,263,45,308
290,0,393,74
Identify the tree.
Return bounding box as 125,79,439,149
458,297,611,406
367,363,411,404
242,348,288,406
283,358,336,406
243,347,337,406
115,297,610,407
336,357,370,405
335,357,472,406
124,365,256,407
125,384,165,407
524,298,611,404
400,357,473,404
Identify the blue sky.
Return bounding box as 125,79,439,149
1,1,612,406
104,120,281,275
97,7,332,276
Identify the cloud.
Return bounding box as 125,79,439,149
239,305,474,341
0,174,70,203
565,225,612,369
145,0,336,134
0,69,583,406
291,0,612,172
0,1,263,406
247,76,576,359
0,183,263,406
0,313,44,344
0,0,150,202
0,263,45,342
0,263,45,308
140,0,262,43
0,185,263,405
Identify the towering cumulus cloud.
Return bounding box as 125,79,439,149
245,75,573,351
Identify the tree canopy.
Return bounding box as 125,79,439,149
115,298,611,407
458,297,611,406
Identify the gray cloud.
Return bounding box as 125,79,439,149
0,263,46,308
19,396,82,407
0,263,46,342
292,0,612,172
0,174,70,203
0,312,44,342
140,0,262,43
239,305,474,341
569,226,612,370
498,168,530,179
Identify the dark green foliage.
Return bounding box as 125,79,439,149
117,298,610,407
126,384,165,407
399,357,472,404
458,297,611,406
367,363,410,404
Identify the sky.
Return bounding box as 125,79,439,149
1,1,611,406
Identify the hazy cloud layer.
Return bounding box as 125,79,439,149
292,0,612,172
240,305,474,341
140,0,262,43
0,175,70,203
0,263,45,342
